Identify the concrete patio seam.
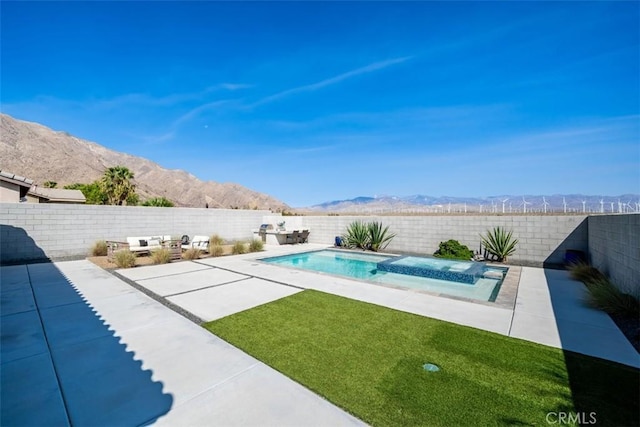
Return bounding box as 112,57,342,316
193,260,307,291
134,266,215,282
163,276,253,298
24,265,72,426
170,361,263,410
110,270,206,325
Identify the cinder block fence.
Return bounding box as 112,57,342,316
0,203,270,263
1,203,637,294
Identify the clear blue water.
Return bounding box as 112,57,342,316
264,250,391,280
261,250,505,302
391,257,475,272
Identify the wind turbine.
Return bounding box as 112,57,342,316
563,197,567,214
581,200,587,214
522,196,531,214
501,198,509,213
479,204,483,214
542,197,550,214
610,201,615,213
599,199,604,213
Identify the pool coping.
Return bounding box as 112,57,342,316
256,247,520,310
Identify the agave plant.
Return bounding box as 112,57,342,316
480,226,518,262
342,221,370,250
368,221,396,252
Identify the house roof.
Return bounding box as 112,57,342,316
0,170,34,188
28,186,86,203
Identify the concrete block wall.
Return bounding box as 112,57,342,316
297,215,589,267
0,203,272,263
588,214,639,294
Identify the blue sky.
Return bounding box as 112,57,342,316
2,1,639,207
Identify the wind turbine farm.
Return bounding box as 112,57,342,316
307,194,640,215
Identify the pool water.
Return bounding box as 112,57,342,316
261,249,506,302
393,257,475,272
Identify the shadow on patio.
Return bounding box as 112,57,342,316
1,225,173,426
542,228,639,426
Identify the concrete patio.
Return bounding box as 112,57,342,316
0,259,363,426
115,244,639,368
1,244,638,425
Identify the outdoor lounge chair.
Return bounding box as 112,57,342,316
182,235,210,252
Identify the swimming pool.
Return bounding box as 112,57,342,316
260,249,507,302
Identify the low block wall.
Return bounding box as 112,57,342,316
3,204,635,295
0,203,272,263
588,214,640,294
264,214,589,267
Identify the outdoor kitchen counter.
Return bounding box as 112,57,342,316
252,228,310,245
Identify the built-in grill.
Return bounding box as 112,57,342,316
258,224,274,242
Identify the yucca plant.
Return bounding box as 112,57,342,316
480,227,518,263
342,221,370,250
91,240,108,256
368,221,396,252
113,250,136,268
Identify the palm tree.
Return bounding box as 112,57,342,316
101,166,136,205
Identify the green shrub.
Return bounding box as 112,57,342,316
142,197,174,207
342,221,370,250
210,243,225,257
232,241,247,255
210,234,225,246
151,248,172,264
182,248,201,260
368,221,396,252
91,240,108,256
585,278,640,318
113,250,136,268
480,227,518,263
248,239,264,252
569,262,607,285
434,239,474,260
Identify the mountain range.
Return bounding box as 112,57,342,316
307,194,640,214
0,114,289,211
2,113,637,214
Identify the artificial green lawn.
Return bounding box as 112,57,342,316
204,290,639,426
